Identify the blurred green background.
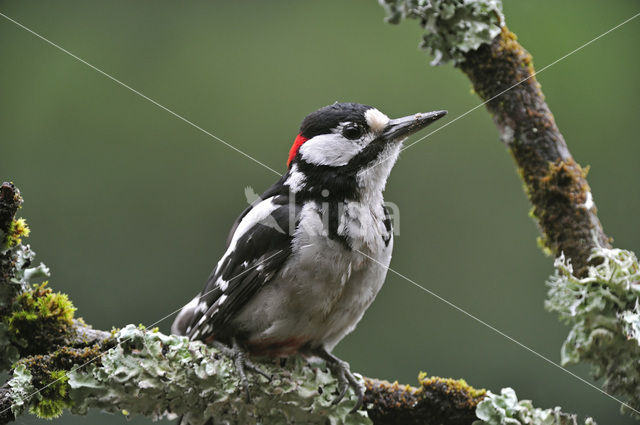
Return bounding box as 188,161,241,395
1,0,639,423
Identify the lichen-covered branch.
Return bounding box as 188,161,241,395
0,182,27,313
0,324,589,425
0,180,594,425
0,182,489,425
3,325,371,425
458,28,611,277
546,247,640,415
379,0,638,419
475,388,596,425
379,0,610,277
0,182,109,371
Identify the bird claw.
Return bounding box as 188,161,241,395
212,339,271,402
314,348,364,413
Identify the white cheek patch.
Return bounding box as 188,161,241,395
364,108,390,133
299,134,363,166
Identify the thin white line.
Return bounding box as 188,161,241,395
0,12,282,177
0,249,284,417
370,11,640,171
356,248,640,415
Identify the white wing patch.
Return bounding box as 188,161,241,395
218,279,229,291
222,197,279,258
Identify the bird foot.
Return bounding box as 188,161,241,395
212,339,271,402
313,347,364,413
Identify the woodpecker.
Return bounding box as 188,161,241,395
172,102,446,411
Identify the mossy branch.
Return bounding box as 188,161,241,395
0,182,497,425
458,28,611,277
380,0,609,277
0,180,593,424
380,0,638,420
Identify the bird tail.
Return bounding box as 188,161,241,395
171,296,199,336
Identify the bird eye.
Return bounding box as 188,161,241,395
342,124,363,140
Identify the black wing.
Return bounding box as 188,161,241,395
182,190,299,343
224,175,288,248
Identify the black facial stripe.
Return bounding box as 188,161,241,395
291,134,391,201
344,136,388,170
326,200,351,250
294,160,359,200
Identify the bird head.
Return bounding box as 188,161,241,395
285,102,446,200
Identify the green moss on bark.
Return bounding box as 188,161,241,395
2,219,30,251
9,344,108,419
363,372,485,425
459,28,610,276
28,370,71,419
2,283,76,361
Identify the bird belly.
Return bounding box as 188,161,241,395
232,203,393,356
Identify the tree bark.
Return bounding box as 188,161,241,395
459,28,610,276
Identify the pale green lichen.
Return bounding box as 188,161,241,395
378,0,504,65
8,325,371,425
546,247,640,416
474,387,595,425
8,364,36,415
5,244,50,286
1,244,51,370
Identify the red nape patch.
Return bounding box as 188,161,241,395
287,133,308,167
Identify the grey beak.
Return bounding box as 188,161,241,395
382,110,447,141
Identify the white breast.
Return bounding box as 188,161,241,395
233,201,393,352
